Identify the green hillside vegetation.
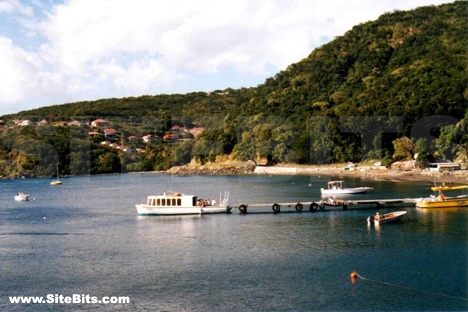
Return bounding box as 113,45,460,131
1,1,467,178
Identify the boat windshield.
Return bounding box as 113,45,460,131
328,181,344,189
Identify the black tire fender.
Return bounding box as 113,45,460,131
309,203,319,212
295,203,303,212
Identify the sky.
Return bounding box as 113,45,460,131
0,0,454,115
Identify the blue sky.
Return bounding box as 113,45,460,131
0,0,453,115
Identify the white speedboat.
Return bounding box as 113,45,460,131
136,191,231,215
367,211,407,225
15,193,30,201
321,180,372,195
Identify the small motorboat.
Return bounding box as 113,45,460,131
367,211,407,225
14,193,30,201
321,180,372,196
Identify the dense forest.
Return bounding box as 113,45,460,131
1,1,467,178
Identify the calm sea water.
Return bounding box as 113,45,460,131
0,173,466,311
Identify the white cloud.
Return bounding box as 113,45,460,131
0,0,33,16
95,58,185,96
38,0,453,75
0,0,454,114
0,37,40,108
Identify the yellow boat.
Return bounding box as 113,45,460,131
416,185,468,208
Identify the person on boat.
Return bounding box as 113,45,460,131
374,212,382,221
438,193,446,201
211,199,217,206
328,197,335,205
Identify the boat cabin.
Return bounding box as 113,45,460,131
146,193,198,207
327,181,344,190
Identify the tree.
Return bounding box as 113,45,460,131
392,137,415,161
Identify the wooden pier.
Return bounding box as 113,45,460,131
234,198,419,214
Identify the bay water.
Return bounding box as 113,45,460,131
0,173,466,311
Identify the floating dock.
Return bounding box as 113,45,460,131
234,198,419,214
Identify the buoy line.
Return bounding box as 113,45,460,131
351,271,468,302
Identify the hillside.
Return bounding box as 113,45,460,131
1,1,467,178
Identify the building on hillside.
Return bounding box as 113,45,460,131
69,120,83,126
104,128,117,141
37,119,48,126
88,131,100,136
163,133,179,143
189,127,204,138
142,134,159,143
170,125,184,133
91,119,109,128
18,120,34,126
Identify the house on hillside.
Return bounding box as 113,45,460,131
88,131,100,136
189,127,204,138
18,120,35,126
163,133,179,143
170,125,184,133
142,134,159,143
104,128,117,141
37,119,48,126
69,120,83,126
91,119,109,128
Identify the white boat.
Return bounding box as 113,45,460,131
50,166,63,185
50,180,62,186
14,193,30,201
367,211,407,225
136,191,231,215
321,180,372,195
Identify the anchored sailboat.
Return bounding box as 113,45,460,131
50,166,63,185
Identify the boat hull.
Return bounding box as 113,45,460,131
416,198,468,208
14,195,30,201
136,204,230,215
321,187,372,195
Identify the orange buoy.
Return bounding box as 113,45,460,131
350,271,357,284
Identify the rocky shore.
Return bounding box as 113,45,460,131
164,162,468,184
166,165,255,176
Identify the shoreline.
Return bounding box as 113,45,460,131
165,162,468,184
3,163,467,184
